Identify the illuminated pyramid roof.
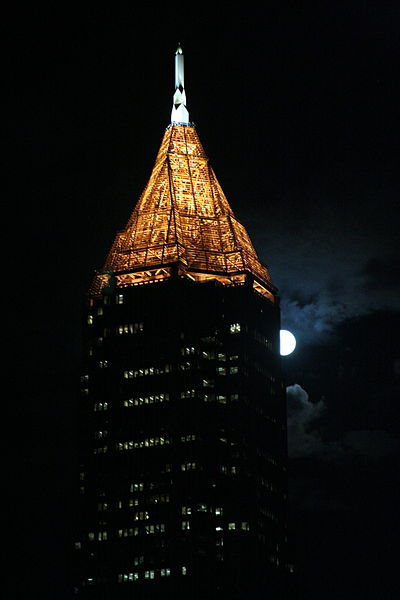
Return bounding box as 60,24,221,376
91,47,276,302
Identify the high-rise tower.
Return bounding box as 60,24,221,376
74,46,288,599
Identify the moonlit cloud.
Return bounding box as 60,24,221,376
286,384,328,458
287,383,400,462
280,296,349,344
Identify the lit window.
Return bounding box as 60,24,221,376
144,523,165,534
182,566,187,575
180,361,191,371
217,353,226,361
116,294,124,304
134,511,149,521
93,402,107,412
181,520,190,530
229,366,239,374
181,389,196,399
181,346,195,355
97,307,103,316
228,523,236,530
87,315,94,325
216,367,226,376
230,323,241,334
180,433,196,442
215,507,223,516
202,379,214,388
130,482,144,492
241,522,250,531
203,393,215,402
215,526,223,531
181,462,196,471
144,570,155,580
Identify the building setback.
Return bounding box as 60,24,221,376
74,46,289,599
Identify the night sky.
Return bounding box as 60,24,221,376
8,4,400,599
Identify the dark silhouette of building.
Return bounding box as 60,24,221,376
74,46,288,599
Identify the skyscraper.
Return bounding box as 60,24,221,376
74,46,288,599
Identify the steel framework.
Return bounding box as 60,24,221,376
91,125,275,302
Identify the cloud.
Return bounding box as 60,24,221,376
287,383,400,461
280,295,349,344
286,384,328,458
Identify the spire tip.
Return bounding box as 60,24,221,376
171,43,189,124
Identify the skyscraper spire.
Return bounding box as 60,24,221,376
90,47,276,302
171,44,189,124
76,46,288,600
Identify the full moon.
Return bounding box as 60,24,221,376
280,330,296,356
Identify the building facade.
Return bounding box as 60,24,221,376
74,47,288,599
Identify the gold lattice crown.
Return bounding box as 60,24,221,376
91,124,275,302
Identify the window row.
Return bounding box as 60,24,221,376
118,523,165,537
124,393,170,407
89,293,124,307
86,522,249,542
116,436,171,451
124,364,171,378
201,351,239,361
116,323,143,335
182,505,223,515
91,393,240,410
130,482,169,493
88,531,108,541
118,567,187,583
114,494,170,508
